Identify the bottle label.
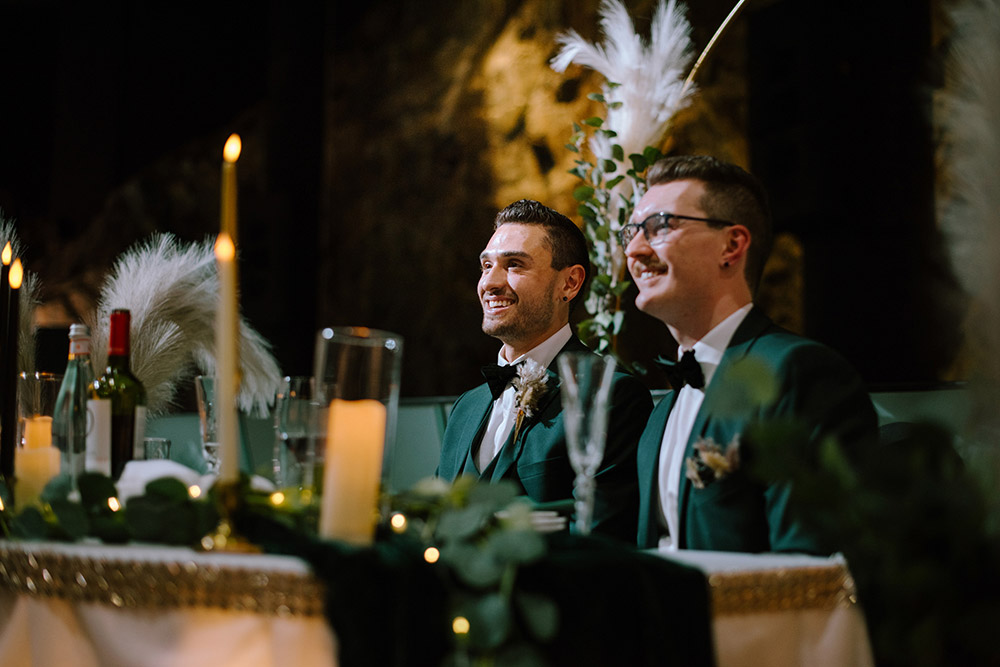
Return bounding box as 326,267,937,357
69,339,90,356
86,398,112,475
132,406,148,460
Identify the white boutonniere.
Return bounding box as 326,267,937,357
510,359,548,443
685,435,741,489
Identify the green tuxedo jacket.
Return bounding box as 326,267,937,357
438,337,652,542
636,307,877,553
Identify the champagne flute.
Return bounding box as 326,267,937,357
557,352,616,535
195,375,220,475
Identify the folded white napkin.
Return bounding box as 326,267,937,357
116,461,276,503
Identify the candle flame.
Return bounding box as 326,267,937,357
9,259,23,289
1,243,10,265
215,233,236,261
223,134,242,163
108,497,121,512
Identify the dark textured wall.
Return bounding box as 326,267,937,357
0,0,960,399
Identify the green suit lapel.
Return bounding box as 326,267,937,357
488,336,589,483
676,307,771,543
450,386,495,477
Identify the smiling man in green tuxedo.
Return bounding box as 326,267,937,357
624,156,877,554
437,199,652,541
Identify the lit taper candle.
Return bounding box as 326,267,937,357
214,234,239,482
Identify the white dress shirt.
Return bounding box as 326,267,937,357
475,324,572,473
657,303,753,550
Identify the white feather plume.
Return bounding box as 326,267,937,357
87,233,282,416
940,0,1000,529
551,0,695,161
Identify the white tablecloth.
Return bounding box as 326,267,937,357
0,542,874,667
664,550,875,667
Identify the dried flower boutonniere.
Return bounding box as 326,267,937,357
685,435,741,489
510,359,549,443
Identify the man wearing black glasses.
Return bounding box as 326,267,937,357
624,156,876,554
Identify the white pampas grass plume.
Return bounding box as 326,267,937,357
0,212,37,377
551,0,695,161
940,0,1000,531
88,233,282,416
18,271,40,378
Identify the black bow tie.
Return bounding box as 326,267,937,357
655,350,705,390
481,363,520,400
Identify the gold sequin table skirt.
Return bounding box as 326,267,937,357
0,542,873,667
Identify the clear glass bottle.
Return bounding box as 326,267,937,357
52,324,95,484
90,309,147,480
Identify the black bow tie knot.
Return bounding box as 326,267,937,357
656,350,705,390
481,363,520,400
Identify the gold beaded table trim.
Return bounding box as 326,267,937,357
708,564,857,616
0,544,326,617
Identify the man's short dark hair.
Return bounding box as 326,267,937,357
646,156,773,292
495,199,590,305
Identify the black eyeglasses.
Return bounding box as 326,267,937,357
618,212,735,247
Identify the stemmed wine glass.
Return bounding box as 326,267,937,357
557,352,616,535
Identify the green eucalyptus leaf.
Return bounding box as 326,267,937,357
564,143,579,154
643,145,663,164
593,225,610,242
583,116,603,128
468,481,521,509
466,593,511,650
437,505,492,541
447,543,504,588
629,154,647,172
602,159,617,173
572,122,582,133
572,185,595,201
41,473,73,503
611,144,624,161
487,529,545,564
49,499,89,540
569,166,587,180
124,496,197,545
605,175,626,190
607,81,621,89
11,506,49,539
144,477,190,503
611,280,632,297
595,274,612,288
609,101,623,110
90,513,129,544
77,473,118,508
515,591,559,641
586,92,605,103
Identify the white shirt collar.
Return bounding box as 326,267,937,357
680,303,753,387
497,323,573,370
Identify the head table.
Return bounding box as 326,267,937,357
0,537,872,667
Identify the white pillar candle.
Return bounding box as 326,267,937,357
319,399,387,544
15,416,59,507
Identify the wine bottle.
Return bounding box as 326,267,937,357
52,324,95,483
90,309,147,480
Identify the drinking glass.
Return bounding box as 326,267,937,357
18,372,63,446
313,326,403,544
557,352,616,535
194,375,220,475
272,376,321,489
